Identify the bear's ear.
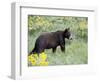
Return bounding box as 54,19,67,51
64,28,70,33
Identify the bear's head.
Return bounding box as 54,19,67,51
63,28,72,40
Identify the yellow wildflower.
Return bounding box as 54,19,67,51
39,52,47,61
33,53,38,59
79,21,87,30
28,52,49,66
28,55,33,62
31,60,36,65
39,61,49,66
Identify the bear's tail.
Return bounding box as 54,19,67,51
28,48,36,56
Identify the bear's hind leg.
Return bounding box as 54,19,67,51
29,48,36,56
37,48,45,56
52,47,57,53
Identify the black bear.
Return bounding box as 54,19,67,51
29,28,72,55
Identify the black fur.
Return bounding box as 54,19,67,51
29,28,72,55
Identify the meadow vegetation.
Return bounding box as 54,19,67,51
28,15,88,66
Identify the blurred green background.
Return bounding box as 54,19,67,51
28,15,88,65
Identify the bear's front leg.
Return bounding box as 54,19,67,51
60,44,65,52
59,35,65,52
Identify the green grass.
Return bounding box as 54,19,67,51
45,40,87,65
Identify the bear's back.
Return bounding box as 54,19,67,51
38,31,63,40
